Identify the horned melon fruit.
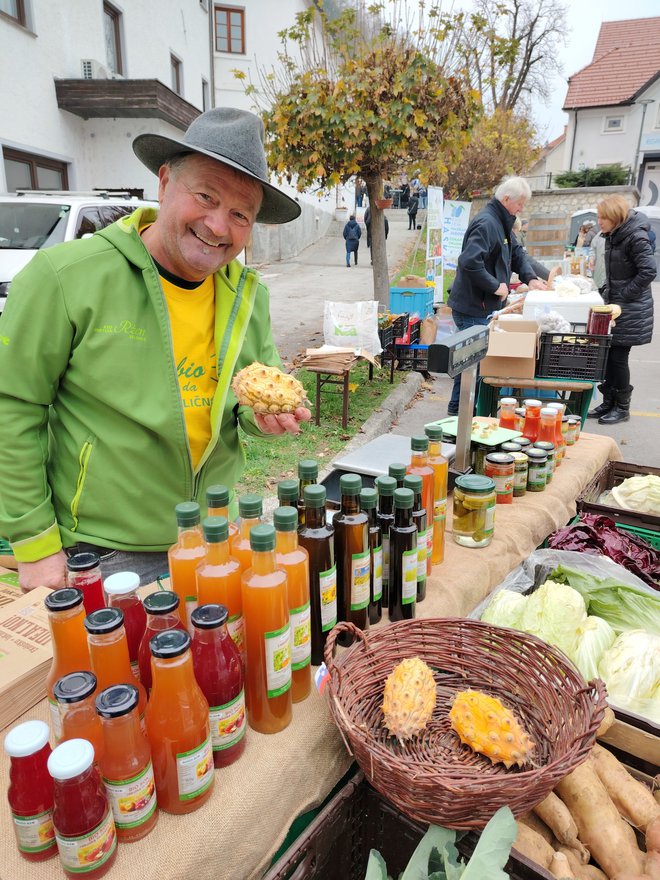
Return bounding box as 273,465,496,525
382,657,436,742
448,689,535,769
231,363,307,414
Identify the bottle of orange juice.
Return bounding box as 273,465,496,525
424,425,448,566
406,436,434,575
168,502,206,632
274,507,311,703
230,494,263,574
206,484,238,540
196,516,245,664
241,524,292,734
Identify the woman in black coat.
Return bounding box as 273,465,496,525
587,195,656,424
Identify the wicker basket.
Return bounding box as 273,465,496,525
323,619,606,830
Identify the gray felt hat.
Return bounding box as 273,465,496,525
132,107,301,225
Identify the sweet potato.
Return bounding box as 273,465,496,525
596,706,616,737
646,851,660,880
557,845,608,880
513,821,555,869
549,850,576,879
555,761,646,877
647,816,660,854
534,792,589,861
591,745,660,832
521,811,557,846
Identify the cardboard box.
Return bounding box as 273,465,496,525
480,318,539,380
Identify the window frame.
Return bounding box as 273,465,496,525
214,5,246,55
0,0,26,26
602,115,625,134
3,147,69,192
170,54,183,96
202,77,210,111
103,1,123,76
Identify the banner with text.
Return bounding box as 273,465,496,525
425,186,444,303
442,200,471,271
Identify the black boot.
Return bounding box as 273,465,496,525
587,383,615,419
599,386,632,425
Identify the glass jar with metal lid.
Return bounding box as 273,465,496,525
511,452,528,497
515,436,532,451
484,453,515,504
533,441,555,483
500,441,522,454
452,475,496,548
567,417,579,445
514,407,526,433
525,448,548,492
472,443,491,475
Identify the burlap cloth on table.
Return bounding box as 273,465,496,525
0,433,621,880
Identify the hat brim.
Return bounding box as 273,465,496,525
132,133,301,225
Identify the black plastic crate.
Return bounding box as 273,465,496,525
377,323,394,348
536,332,611,381
395,343,428,372
391,312,409,338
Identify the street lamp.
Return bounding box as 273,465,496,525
632,98,655,187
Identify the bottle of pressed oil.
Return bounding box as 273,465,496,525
298,485,336,666
406,437,434,576
388,488,417,622
277,479,300,510
403,475,427,603
297,459,318,527
230,494,263,574
206,484,238,540
167,502,206,632
359,488,382,625
388,462,407,489
375,475,396,610
425,425,447,565
241,524,292,734
333,474,369,646
274,507,311,703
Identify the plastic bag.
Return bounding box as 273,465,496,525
323,300,382,355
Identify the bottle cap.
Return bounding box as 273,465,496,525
150,628,191,659
339,473,362,496
424,424,443,441
403,474,423,493
44,587,84,612
525,448,547,461
202,516,228,542
298,459,318,480
143,590,180,615
411,436,429,452
277,479,299,502
540,407,557,417
515,437,532,449
388,463,407,480
359,488,377,509
66,551,100,573
84,607,124,635
175,501,201,527
485,453,514,466
48,738,95,780
533,441,555,453
191,603,228,630
4,719,50,758
103,571,140,596
206,484,229,508
393,488,414,509
96,684,139,719
500,397,517,406
374,475,397,496
54,671,98,704
455,474,496,494
250,523,276,551
500,442,522,453
523,399,542,408
303,485,326,508
274,506,298,531
238,493,263,518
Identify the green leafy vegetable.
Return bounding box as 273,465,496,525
481,590,527,629
460,807,517,880
401,825,456,880
365,849,388,880
597,630,660,723
518,580,587,658
573,616,616,680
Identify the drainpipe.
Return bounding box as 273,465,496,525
208,3,216,107
568,110,578,170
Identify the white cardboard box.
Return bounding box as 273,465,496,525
522,290,604,326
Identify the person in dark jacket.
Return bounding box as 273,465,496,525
364,206,389,264
407,189,420,230
587,196,656,425
343,214,361,266
445,177,546,415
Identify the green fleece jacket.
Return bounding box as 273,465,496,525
0,208,281,562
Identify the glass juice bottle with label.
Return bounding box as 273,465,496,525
388,462,407,489
206,483,238,540
406,436,434,575
190,604,246,767
103,571,146,679
230,493,263,573
388,488,417,622
54,672,104,764
547,402,566,465
138,592,186,691
242,524,292,733
95,684,158,842
498,397,518,430
333,474,370,646
196,516,245,664
168,502,206,632
537,407,557,444
274,507,311,703
425,424,447,565
298,484,336,666
375,475,396,608
47,738,117,879
277,478,300,510
145,629,214,813
522,399,542,443
66,552,105,615
297,459,318,526
4,719,56,862
84,609,148,722
403,475,427,602
360,488,382,625
45,588,92,743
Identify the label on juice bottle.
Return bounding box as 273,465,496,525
319,566,338,633
209,690,246,751
264,623,292,698
434,498,447,524
372,546,382,602
416,530,428,579
290,601,311,670
49,696,62,741
227,613,246,660
350,550,370,611
55,807,116,872
103,761,157,829
176,735,214,801
185,596,198,637
382,535,390,586
11,809,55,853
402,549,417,605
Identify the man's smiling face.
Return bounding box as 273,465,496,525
148,153,263,282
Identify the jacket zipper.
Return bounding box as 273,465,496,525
70,439,93,531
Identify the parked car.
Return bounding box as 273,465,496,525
0,191,157,312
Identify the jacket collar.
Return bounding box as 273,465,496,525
488,197,515,235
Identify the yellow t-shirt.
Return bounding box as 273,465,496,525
160,274,216,468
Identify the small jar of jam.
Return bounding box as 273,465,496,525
587,306,613,335
484,453,515,504
512,452,529,497
533,441,555,483
500,441,522,454
525,448,548,492
514,407,526,432
66,552,105,615
452,475,496,548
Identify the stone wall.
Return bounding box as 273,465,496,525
249,200,336,264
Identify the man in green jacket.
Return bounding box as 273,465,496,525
0,107,310,591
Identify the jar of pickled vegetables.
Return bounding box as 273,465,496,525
514,408,526,432
533,441,555,483
484,453,514,504
567,418,579,445
472,444,490,476
451,475,496,549
511,453,528,498
525,448,548,492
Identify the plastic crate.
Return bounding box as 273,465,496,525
395,343,429,372
389,287,433,319
536,332,611,381
577,459,660,531
377,323,394,348
391,313,409,337
617,522,660,550
395,315,421,345
264,771,552,880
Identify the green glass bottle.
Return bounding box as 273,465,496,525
333,474,369,646
403,474,427,603
360,488,382,625
388,488,417,622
